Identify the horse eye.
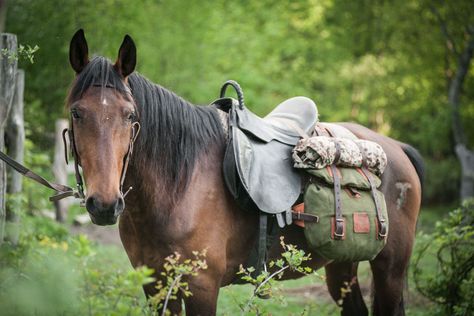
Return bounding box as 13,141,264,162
71,109,81,119
128,112,136,121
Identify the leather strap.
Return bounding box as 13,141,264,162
291,211,319,223
0,150,80,201
313,123,328,137
119,122,141,197
331,164,344,239
333,140,342,165
255,213,268,275
68,119,85,202
313,124,344,238
360,167,387,239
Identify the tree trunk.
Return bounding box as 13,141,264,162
455,144,474,200
449,36,474,200
53,119,70,222
0,0,7,34
0,33,17,244
5,69,23,245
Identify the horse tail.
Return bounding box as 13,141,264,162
401,143,424,192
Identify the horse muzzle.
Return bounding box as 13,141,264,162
85,194,125,225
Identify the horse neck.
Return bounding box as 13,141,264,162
126,81,224,216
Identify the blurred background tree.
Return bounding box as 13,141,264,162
5,0,474,204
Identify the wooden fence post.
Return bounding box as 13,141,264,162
53,119,70,222
5,69,24,244
0,33,17,244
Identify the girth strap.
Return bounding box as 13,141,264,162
360,167,387,239
255,213,268,274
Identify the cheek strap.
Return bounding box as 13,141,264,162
120,121,141,198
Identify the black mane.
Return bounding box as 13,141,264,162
68,56,225,197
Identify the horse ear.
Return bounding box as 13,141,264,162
69,29,89,74
115,35,136,78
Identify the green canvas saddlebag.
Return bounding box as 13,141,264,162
303,166,388,262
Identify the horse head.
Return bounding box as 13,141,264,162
67,29,139,225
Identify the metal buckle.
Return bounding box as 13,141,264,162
334,218,345,239
378,222,388,238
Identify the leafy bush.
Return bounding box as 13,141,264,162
0,216,153,316
0,213,214,316
148,251,208,315
238,237,319,314
413,199,474,315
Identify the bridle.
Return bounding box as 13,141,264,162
62,85,141,206
0,84,141,206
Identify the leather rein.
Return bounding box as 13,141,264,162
0,85,140,206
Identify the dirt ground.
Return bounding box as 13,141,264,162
69,222,122,246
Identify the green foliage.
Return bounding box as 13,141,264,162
413,199,474,315
148,250,208,315
0,213,213,315
237,237,316,314
1,44,39,64
423,157,461,204
0,216,152,316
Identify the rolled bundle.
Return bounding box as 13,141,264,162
292,136,387,175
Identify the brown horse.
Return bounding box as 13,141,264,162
67,29,423,315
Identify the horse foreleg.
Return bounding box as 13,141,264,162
183,275,220,316
325,262,368,316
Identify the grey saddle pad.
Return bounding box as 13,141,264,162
218,97,318,214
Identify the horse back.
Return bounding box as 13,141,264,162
337,122,422,224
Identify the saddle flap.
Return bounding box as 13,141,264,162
232,127,301,213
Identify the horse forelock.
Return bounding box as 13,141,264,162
66,56,131,105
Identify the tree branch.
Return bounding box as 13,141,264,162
449,34,474,146
430,5,460,58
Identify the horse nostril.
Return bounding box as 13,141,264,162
115,196,125,215
86,195,103,215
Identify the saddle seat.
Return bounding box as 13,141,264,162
234,96,318,145
217,96,318,215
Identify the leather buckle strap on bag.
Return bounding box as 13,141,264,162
360,167,387,239
312,124,345,239
292,210,319,223
331,164,345,239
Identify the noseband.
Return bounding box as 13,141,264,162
63,86,140,206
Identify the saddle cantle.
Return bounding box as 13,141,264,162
214,82,318,217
